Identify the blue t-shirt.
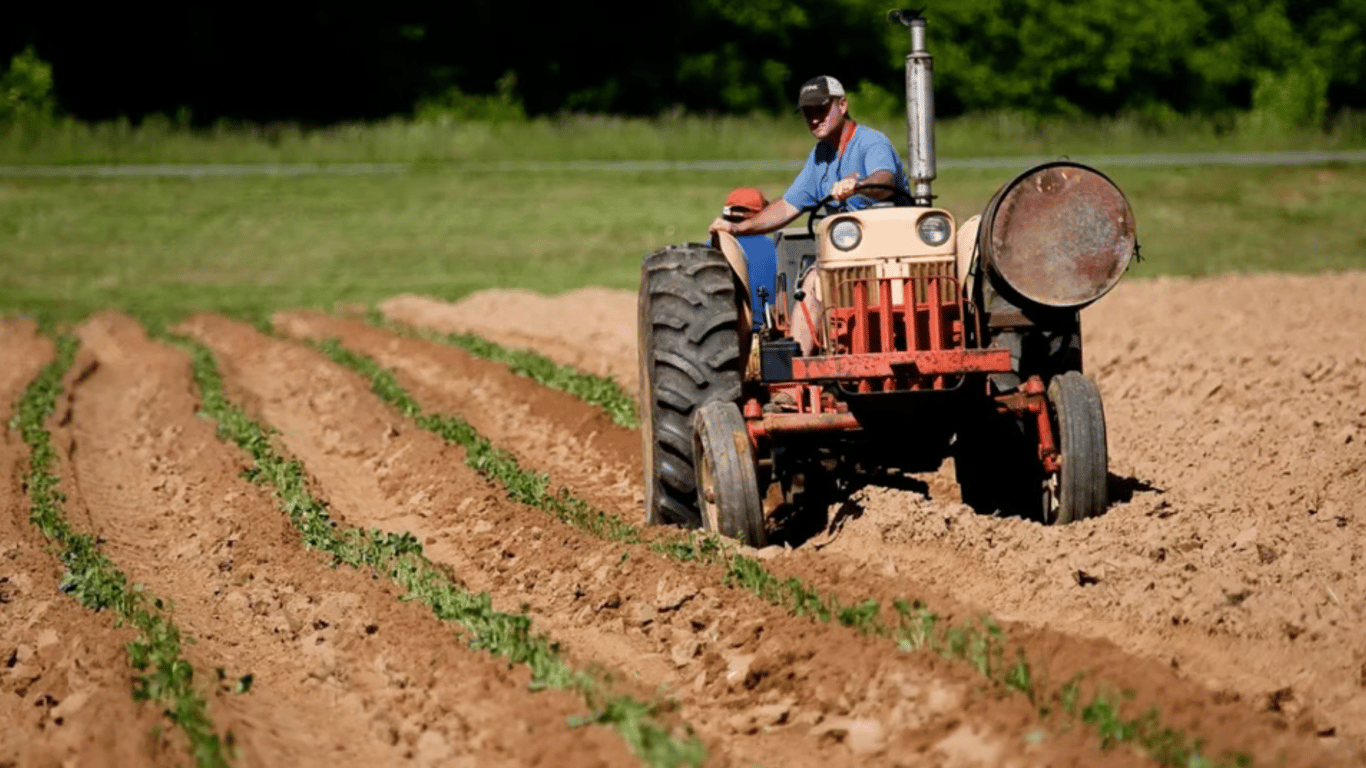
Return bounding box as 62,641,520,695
783,124,908,212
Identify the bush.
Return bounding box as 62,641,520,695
415,71,526,124
1,47,57,124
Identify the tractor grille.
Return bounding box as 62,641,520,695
822,260,957,309
822,258,963,356
822,265,877,308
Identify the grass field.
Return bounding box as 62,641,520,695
3,113,1365,326
4,109,1365,165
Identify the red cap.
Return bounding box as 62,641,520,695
723,186,767,218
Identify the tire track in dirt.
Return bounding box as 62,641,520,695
1,319,179,768
192,311,1149,767
59,312,636,768
373,276,1366,764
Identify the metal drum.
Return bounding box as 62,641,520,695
978,162,1136,309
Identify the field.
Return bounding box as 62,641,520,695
4,130,1366,765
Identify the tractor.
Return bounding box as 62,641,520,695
637,10,1138,546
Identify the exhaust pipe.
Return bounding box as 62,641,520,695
889,9,935,205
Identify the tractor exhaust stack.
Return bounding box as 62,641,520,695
890,9,935,205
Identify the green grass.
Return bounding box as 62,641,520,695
3,162,1364,328
3,110,1364,166
176,335,704,768
12,336,231,768
320,336,1248,767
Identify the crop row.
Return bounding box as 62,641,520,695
13,337,231,768
174,335,706,768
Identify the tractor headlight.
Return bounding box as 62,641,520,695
830,218,862,251
917,212,952,246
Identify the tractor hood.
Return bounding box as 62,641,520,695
815,206,958,267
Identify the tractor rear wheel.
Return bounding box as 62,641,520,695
1044,371,1108,524
692,401,766,545
638,244,745,528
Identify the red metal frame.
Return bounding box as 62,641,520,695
744,272,1057,477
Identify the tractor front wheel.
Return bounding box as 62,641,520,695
692,401,766,546
1043,371,1108,524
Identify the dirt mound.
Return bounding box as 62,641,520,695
1,319,178,768
65,312,632,767
380,287,640,391
6,267,1363,764
383,271,1366,758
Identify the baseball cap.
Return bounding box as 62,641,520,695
797,76,845,108
723,186,767,218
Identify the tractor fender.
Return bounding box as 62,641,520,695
713,231,753,331
956,214,982,300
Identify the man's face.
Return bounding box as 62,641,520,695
801,97,847,142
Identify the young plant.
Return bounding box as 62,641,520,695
177,335,703,768
15,336,230,768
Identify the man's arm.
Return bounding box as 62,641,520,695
830,169,897,201
709,198,802,237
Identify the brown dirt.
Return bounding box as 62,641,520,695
200,309,1142,767
374,271,1366,764
1,319,179,768
4,270,1361,765
52,311,638,768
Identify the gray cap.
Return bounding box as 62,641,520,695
797,76,846,107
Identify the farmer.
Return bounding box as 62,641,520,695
708,75,909,353
708,75,908,238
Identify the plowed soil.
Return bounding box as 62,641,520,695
376,272,1366,764
4,271,1362,766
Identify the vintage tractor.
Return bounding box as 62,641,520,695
638,10,1137,546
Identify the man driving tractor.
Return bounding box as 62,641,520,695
709,75,910,354
708,75,910,239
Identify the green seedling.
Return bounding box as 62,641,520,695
15,336,230,768
177,334,703,768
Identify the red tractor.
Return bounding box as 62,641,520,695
638,10,1137,546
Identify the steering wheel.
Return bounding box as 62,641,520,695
804,183,914,238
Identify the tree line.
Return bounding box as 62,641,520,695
3,0,1362,127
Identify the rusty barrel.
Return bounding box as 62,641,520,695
977,161,1136,309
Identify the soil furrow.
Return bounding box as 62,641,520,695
186,311,1149,767
380,290,640,393
281,309,1345,766
61,312,635,768
370,278,1366,765
1,319,181,768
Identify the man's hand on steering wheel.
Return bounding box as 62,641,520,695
830,176,861,201
804,182,913,237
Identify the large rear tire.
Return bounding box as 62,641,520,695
692,401,767,545
1044,371,1108,524
638,245,744,528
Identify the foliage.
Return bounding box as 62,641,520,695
414,71,526,124
6,0,1365,123
922,0,1365,124
0,47,56,123
14,336,230,768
